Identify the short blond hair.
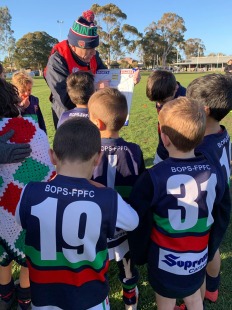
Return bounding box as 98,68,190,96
88,88,128,132
158,97,206,152
11,71,33,93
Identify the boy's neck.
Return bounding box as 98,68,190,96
100,130,120,139
168,148,195,159
56,161,95,179
205,117,221,136
75,104,88,109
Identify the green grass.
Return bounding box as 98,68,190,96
12,73,232,309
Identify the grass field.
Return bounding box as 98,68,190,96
13,72,232,309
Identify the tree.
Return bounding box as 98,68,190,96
208,53,216,57
145,13,186,67
208,52,225,57
90,3,142,66
184,38,205,58
141,30,163,68
13,32,58,70
0,7,16,71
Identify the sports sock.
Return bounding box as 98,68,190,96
16,284,31,310
0,278,15,302
206,272,220,292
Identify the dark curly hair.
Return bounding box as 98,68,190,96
0,78,21,117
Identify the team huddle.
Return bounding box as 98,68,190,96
0,8,232,310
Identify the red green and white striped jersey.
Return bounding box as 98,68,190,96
16,175,138,309
129,155,231,298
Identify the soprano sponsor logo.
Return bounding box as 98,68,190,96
158,248,208,275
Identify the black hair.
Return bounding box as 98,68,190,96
53,117,101,162
187,73,232,121
0,78,20,117
146,70,177,102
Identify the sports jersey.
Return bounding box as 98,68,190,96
129,155,231,298
57,107,89,128
22,95,47,133
175,82,186,98
92,137,145,261
195,125,231,184
16,175,138,310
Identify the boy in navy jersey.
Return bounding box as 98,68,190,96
129,97,231,310
146,70,186,164
187,73,232,303
88,88,145,310
57,71,95,127
15,117,139,310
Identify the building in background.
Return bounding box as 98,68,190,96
174,55,232,72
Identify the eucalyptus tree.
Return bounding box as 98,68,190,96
13,32,58,70
145,12,186,67
91,3,142,65
0,7,16,70
184,38,206,58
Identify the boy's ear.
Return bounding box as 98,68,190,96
204,105,210,116
94,118,106,131
173,83,179,97
161,131,171,148
93,151,102,167
49,149,58,165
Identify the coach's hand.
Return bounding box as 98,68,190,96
133,68,141,85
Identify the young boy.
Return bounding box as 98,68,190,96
88,88,145,310
57,71,95,127
146,70,186,164
11,71,47,133
15,117,139,310
186,73,232,303
129,97,231,310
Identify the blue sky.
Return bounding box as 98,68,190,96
1,0,232,60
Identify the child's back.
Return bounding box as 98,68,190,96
129,97,231,310
196,127,231,182
89,88,145,309
187,73,232,303
93,137,145,201
89,88,145,201
57,71,95,127
16,174,128,309
187,73,232,184
142,154,226,297
16,118,138,310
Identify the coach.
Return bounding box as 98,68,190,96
44,10,108,128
